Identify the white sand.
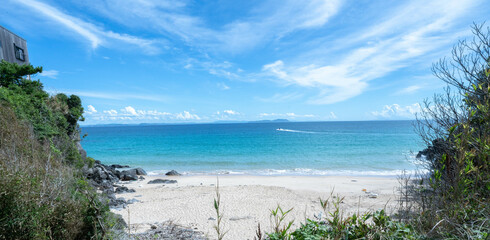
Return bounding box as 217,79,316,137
112,175,401,240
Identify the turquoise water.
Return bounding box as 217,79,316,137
81,121,425,176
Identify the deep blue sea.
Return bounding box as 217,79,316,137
81,121,425,176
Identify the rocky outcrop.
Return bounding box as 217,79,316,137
165,170,181,176
148,179,177,184
416,138,450,161
111,164,130,169
114,221,206,240
84,162,147,185
83,161,146,208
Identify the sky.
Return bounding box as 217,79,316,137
0,0,488,125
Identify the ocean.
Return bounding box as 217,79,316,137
81,121,426,176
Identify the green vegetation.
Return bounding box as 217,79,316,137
0,60,113,239
256,195,420,240
410,22,490,239
213,178,228,240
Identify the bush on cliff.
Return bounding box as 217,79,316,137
0,60,112,239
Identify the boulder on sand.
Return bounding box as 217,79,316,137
165,170,181,176
148,179,177,184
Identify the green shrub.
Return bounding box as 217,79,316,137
411,23,490,239
260,195,420,240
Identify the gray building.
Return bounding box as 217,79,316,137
0,25,29,65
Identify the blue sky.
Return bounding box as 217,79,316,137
1,0,488,124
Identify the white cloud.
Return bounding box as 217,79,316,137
217,82,230,90
259,112,315,118
214,0,342,52
255,92,303,103
371,103,421,119
174,111,200,120
45,88,168,102
328,112,337,119
121,106,138,116
223,110,238,115
85,105,97,114
16,0,163,54
39,70,59,79
91,106,199,122
396,85,423,95
214,110,241,120
259,113,279,117
262,0,479,104
103,109,118,116
60,0,341,53
263,60,367,104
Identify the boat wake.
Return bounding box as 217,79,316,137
276,128,317,133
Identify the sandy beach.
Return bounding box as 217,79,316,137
112,175,401,239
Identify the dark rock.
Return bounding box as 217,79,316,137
122,169,137,177
109,197,126,208
99,181,113,190
139,176,145,180
135,167,147,175
120,169,138,181
165,170,181,176
148,179,177,184
111,164,130,168
121,173,138,181
95,160,101,164
99,172,108,180
107,193,116,201
114,170,122,179
127,221,206,240
115,186,135,193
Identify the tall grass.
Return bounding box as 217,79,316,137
213,177,228,240
0,104,109,239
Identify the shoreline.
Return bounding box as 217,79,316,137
112,174,401,239
143,168,424,178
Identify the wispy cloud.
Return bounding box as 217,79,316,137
262,0,480,104
212,0,343,52
327,112,337,120
371,103,421,119
255,92,304,103
46,88,168,102
217,82,230,90
14,0,164,54
62,0,342,53
39,69,59,79
396,85,423,95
